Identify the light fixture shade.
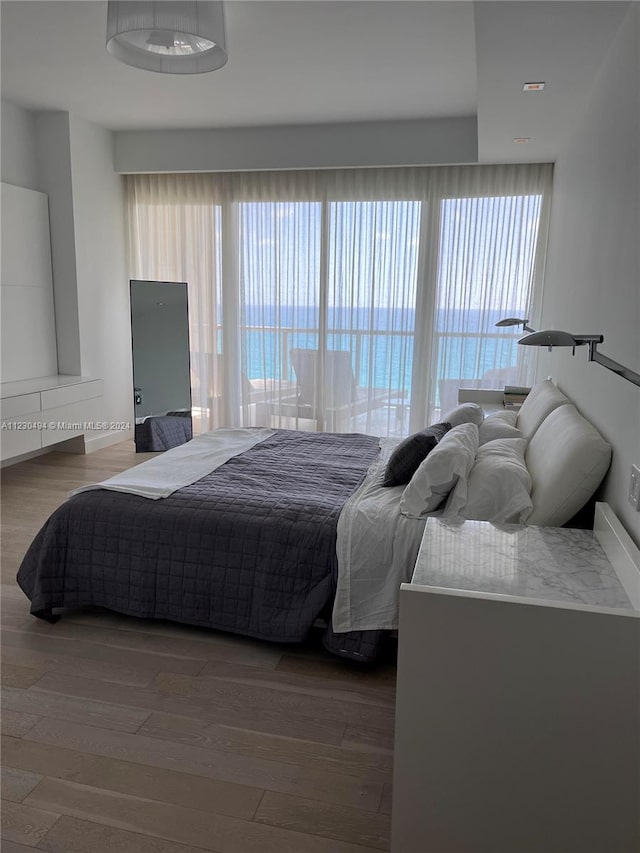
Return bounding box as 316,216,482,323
496,317,529,327
518,330,577,347
495,317,537,333
106,1,227,74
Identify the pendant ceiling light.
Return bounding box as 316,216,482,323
106,1,227,74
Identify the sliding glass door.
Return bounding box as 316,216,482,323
238,199,322,427
325,199,421,434
236,197,422,434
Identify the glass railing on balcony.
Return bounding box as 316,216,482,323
189,323,526,434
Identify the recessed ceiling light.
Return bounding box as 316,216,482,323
514,137,530,144
523,82,545,91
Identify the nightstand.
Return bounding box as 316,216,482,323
391,506,640,853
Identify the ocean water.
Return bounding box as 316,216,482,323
241,306,523,395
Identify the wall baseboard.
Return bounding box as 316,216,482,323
84,429,134,454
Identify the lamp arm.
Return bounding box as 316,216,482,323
522,322,536,333
588,342,640,388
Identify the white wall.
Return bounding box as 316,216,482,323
114,116,478,174
1,103,60,388
1,101,132,452
540,5,640,544
35,111,82,376
68,115,132,450
1,183,58,382
1,99,41,191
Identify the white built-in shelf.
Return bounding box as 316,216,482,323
1,375,98,398
0,375,103,462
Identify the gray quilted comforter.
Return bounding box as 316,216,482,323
134,415,193,452
17,430,385,661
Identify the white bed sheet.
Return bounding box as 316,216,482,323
332,438,431,633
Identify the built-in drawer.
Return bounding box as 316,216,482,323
40,396,102,448
0,419,42,461
0,392,41,419
41,379,103,411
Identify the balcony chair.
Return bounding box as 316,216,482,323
276,348,405,432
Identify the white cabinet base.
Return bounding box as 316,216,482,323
392,590,639,853
392,511,640,853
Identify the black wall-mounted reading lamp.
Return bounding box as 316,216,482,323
518,330,640,388
495,317,537,334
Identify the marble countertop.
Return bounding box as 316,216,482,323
412,519,634,611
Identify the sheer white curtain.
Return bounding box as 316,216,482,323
126,163,552,436
427,165,552,420
127,174,227,433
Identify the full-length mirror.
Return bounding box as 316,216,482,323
130,280,192,452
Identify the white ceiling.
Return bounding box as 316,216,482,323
0,1,630,162
474,1,630,163
0,1,477,129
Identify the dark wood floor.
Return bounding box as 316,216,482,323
1,441,396,852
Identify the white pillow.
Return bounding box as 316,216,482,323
485,409,518,427
478,417,522,446
516,379,570,440
445,437,532,523
526,404,611,526
400,423,479,518
441,402,484,428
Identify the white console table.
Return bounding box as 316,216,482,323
0,375,103,462
457,386,505,414
392,505,640,853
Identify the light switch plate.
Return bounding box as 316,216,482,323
629,464,640,511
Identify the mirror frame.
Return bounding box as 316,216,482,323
129,279,193,452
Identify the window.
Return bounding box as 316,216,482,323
126,164,552,436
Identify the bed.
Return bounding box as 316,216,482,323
16,380,612,662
